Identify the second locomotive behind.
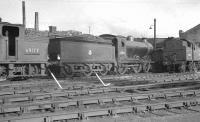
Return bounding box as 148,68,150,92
48,34,153,76
152,37,200,72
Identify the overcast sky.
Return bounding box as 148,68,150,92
0,0,200,37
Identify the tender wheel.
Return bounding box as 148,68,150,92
194,63,197,72
0,72,7,81
83,64,92,77
117,66,127,75
179,63,186,73
197,62,200,71
188,62,197,72
64,65,73,76
143,63,151,73
30,65,39,75
0,67,7,81
99,64,108,76
24,65,29,75
109,66,117,75
166,65,171,72
132,64,142,73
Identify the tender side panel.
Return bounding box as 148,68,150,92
60,41,115,63
163,39,186,62
163,49,186,62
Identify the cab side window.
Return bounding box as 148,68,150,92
2,26,19,56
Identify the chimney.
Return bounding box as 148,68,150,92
0,18,2,22
179,30,184,38
49,26,57,33
22,1,26,27
34,12,39,31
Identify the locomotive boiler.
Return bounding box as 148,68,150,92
100,34,153,74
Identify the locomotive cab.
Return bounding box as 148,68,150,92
0,25,20,61
0,22,48,78
2,26,19,60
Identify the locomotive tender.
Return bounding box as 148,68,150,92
48,34,153,76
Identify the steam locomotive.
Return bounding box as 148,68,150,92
48,34,153,76
0,22,48,79
0,21,154,78
152,37,200,72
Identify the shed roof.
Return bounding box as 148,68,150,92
183,24,200,34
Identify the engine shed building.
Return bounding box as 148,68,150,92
179,24,200,45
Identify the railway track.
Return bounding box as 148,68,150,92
0,72,198,105
0,72,199,91
0,77,200,121
0,75,199,100
0,79,199,103
1,86,200,121
0,72,200,122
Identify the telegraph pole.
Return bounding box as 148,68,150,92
154,18,156,49
22,1,26,28
89,26,91,34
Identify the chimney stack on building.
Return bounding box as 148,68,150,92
49,26,57,33
34,12,39,31
0,18,2,22
22,1,26,27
